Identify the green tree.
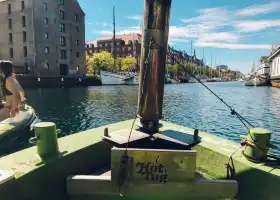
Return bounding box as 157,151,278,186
121,56,136,71
89,51,114,73
86,53,94,74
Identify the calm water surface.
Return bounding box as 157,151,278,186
3,82,280,156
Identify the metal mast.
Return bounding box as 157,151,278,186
113,6,117,71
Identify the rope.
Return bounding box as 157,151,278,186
118,37,154,197
154,42,255,131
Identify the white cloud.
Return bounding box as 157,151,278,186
194,42,271,50
169,38,189,44
99,30,112,35
198,32,240,43
101,23,110,27
234,20,280,32
236,2,280,16
96,2,280,50
126,15,142,21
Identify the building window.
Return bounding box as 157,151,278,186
21,1,25,11
9,33,13,44
60,23,65,32
22,16,26,27
10,48,13,58
44,3,47,10
128,47,132,51
8,19,12,29
44,32,49,39
59,0,64,5
59,10,64,19
98,44,102,48
44,18,48,25
60,50,67,60
8,4,11,14
75,27,79,32
23,31,26,42
76,40,80,46
76,52,80,58
45,47,49,54
60,36,66,46
23,46,27,57
116,42,120,46
74,13,78,21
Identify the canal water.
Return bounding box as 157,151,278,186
1,82,280,156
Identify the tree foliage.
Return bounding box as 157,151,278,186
86,51,114,74
167,62,222,78
121,56,137,71
86,52,137,74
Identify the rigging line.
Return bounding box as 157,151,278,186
118,37,154,197
158,43,255,129
124,37,154,153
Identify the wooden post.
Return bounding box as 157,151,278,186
137,0,172,134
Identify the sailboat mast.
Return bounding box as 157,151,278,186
190,40,193,62
113,6,117,71
211,53,213,78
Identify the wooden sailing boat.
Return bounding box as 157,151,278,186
100,7,139,85
0,1,279,200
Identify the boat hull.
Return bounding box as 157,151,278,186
271,76,280,88
244,78,255,86
255,76,268,86
245,76,268,86
188,77,198,83
0,104,37,143
0,119,279,200
100,70,139,85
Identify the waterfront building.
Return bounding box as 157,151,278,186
86,33,141,69
256,56,271,76
0,0,85,76
268,47,280,87
85,33,204,70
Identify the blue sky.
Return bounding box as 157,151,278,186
78,0,280,73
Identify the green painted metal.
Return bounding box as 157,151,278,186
29,122,59,158
0,120,279,200
0,104,35,140
243,128,272,161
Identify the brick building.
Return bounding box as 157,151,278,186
86,33,204,70
86,33,141,69
0,0,85,77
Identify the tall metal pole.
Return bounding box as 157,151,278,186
113,6,117,71
138,0,172,134
190,40,193,62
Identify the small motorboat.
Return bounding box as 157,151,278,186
0,104,37,142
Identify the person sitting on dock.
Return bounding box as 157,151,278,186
0,61,22,121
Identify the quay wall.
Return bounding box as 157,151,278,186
15,75,102,88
